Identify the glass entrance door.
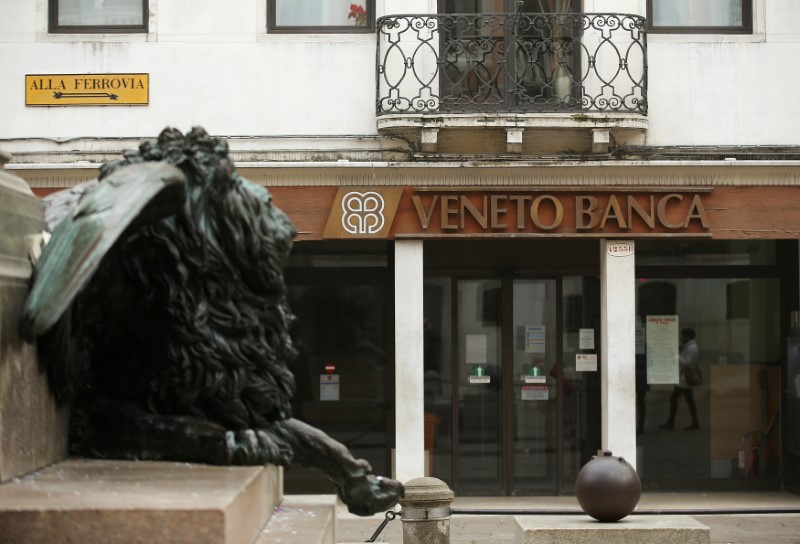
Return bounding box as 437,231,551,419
425,275,599,495
457,279,504,493
510,279,558,491
456,278,558,494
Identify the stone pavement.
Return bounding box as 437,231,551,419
339,491,800,543
693,513,800,544
640,492,800,544
455,493,800,544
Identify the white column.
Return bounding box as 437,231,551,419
394,240,425,483
600,240,637,468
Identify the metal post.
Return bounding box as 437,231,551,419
399,477,454,544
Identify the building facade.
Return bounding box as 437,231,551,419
2,0,800,497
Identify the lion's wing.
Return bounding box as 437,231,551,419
42,180,99,232
21,161,187,339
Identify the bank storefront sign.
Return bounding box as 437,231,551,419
324,187,712,239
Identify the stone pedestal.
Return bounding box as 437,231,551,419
0,152,69,483
517,514,710,544
0,459,282,544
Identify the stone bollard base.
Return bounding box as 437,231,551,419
399,477,454,544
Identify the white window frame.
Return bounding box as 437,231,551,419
49,0,148,34
267,0,376,34
647,0,764,44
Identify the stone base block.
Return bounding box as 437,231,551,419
517,514,710,544
0,172,69,483
0,459,281,544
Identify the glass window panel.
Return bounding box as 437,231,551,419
273,0,371,28
561,276,601,493
288,241,388,268
285,281,389,493
636,241,775,266
652,0,742,27
444,1,577,13
636,277,781,487
56,0,144,26
424,278,453,485
649,0,750,33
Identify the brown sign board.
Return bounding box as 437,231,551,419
311,187,712,240
23,170,800,241
256,185,800,241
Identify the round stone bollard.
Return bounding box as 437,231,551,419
575,450,641,522
399,477,454,544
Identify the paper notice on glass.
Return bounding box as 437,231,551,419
576,353,597,372
579,328,595,350
466,334,487,364
525,326,546,353
646,315,679,384
521,385,549,401
320,374,340,401
523,375,547,384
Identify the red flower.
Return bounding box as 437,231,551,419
348,3,367,26
349,4,366,16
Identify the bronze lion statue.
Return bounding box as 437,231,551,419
20,127,402,516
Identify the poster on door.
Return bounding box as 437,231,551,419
524,326,546,353
646,315,679,384
320,374,340,401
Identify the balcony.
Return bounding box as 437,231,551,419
376,12,648,155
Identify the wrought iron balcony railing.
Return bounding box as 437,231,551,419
377,12,647,115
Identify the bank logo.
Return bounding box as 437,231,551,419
342,191,385,235
324,187,403,239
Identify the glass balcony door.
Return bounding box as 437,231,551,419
440,0,581,111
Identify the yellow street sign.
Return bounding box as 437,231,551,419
26,74,149,106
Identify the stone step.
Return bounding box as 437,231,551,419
256,495,337,544
0,459,281,544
